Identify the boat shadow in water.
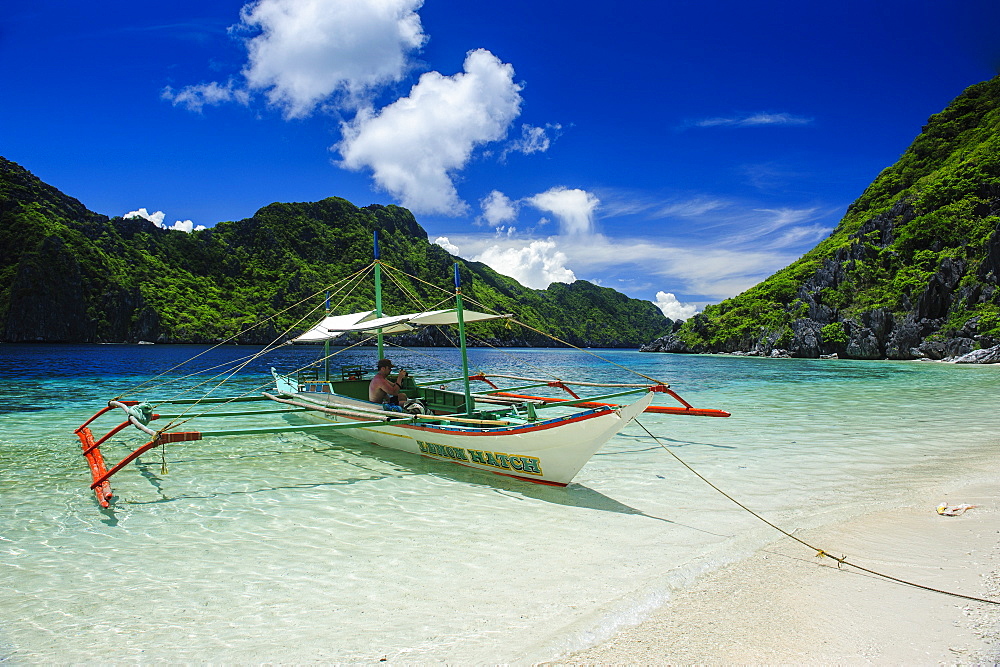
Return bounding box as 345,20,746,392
114,434,726,537
305,433,729,536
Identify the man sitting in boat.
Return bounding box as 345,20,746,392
369,359,409,411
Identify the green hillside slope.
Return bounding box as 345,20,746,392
645,75,1000,359
0,158,671,346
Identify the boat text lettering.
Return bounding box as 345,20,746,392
416,441,469,461
468,448,543,475
415,442,543,476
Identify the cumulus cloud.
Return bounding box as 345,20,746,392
165,0,426,118
525,187,599,236
434,236,460,254
124,208,165,226
162,80,250,113
692,112,813,128
124,208,205,233
478,190,518,226
166,219,207,233
336,48,523,215
237,0,427,118
654,291,699,320
447,229,802,301
473,240,575,289
560,235,798,300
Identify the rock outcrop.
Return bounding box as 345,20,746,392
644,76,1000,363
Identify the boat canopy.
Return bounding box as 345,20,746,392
292,308,512,343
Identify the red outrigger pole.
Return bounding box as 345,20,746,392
74,400,203,508
465,373,731,418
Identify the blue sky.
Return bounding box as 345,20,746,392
3,1,999,318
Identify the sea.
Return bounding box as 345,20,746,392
2,342,999,663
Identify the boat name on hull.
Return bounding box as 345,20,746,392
416,441,543,476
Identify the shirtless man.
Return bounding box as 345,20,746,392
368,358,408,405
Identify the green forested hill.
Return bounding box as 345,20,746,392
0,157,670,346
645,75,1000,359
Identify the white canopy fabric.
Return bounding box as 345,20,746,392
292,310,376,343
291,308,511,343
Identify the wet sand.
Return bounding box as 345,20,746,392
565,479,1000,664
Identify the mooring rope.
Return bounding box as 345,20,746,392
635,419,1000,606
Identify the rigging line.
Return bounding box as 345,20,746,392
511,319,666,386
636,419,1000,607
379,337,471,378
154,292,376,428
158,334,378,432
459,293,509,317
152,268,377,423
378,260,456,298
461,330,560,381
144,265,376,406
380,262,429,312
125,262,374,399
119,262,376,398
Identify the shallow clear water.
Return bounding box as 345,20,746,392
1,344,999,662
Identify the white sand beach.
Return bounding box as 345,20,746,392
566,479,1000,664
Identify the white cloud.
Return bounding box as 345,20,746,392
166,219,207,233
448,231,800,301
123,208,204,233
336,48,523,215
693,112,813,128
473,240,575,289
124,208,165,225
479,190,518,226
654,291,699,320
654,198,727,218
434,236,460,254
525,187,599,236
161,80,250,113
722,207,822,247
237,0,427,118
502,123,561,158
165,0,426,118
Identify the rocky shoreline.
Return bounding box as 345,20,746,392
641,335,1000,364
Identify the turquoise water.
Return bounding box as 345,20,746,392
2,344,999,662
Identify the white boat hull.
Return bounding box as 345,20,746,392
285,391,654,485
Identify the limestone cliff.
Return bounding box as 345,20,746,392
645,75,1000,360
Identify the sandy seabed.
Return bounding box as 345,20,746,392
563,479,1000,664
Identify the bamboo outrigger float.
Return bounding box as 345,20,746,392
74,233,728,508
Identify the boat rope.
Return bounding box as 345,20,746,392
510,319,666,386
379,260,455,299
379,261,439,313
374,262,654,387
142,264,382,427
379,338,467,375
635,419,1000,606
157,334,379,433
148,268,381,431
119,263,376,399
461,330,564,381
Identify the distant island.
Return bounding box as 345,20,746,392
0,158,672,347
644,75,1000,361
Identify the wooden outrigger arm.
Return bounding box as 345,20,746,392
459,374,732,418
73,391,522,508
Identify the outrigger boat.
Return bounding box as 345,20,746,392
75,234,728,508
